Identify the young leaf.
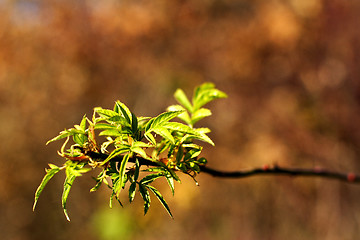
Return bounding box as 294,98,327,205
165,175,175,195
98,129,122,137
73,133,87,146
94,107,119,120
167,105,192,125
146,111,184,131
144,132,156,145
90,170,106,192
102,146,130,165
79,114,87,130
192,82,227,111
162,122,195,134
131,112,138,138
62,172,77,221
33,164,61,211
139,184,151,215
174,88,193,112
46,131,72,145
140,173,164,185
191,108,212,125
128,182,136,203
93,123,117,130
153,127,175,144
131,147,149,159
109,188,123,208
147,185,173,218
116,153,130,196
114,101,132,124
134,159,140,181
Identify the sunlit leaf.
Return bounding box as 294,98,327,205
98,129,122,137
174,89,193,112
134,159,140,181
94,107,119,118
147,185,173,218
144,132,156,145
114,101,132,125
131,111,138,138
128,182,136,203
73,133,87,146
79,114,87,130
46,130,72,145
94,123,117,130
102,146,130,165
116,153,130,196
162,122,194,134
146,110,184,131
140,173,164,185
153,127,175,144
167,105,192,125
62,171,77,221
131,146,149,159
33,164,61,211
165,175,175,195
139,184,151,215
192,83,227,111
191,108,212,125
90,170,106,192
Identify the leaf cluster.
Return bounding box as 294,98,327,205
33,82,227,220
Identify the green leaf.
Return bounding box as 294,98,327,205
192,83,227,111
94,107,119,119
180,130,215,146
79,114,87,130
147,185,173,218
131,147,149,159
146,111,184,131
128,182,137,203
33,164,61,211
98,129,122,137
167,105,192,125
139,184,151,215
134,159,140,181
140,173,164,185
175,146,184,164
163,122,214,146
153,127,175,144
73,133,87,146
165,175,175,195
94,123,117,130
109,189,123,208
162,122,194,135
114,101,132,124
90,170,106,192
184,148,202,161
116,153,130,196
62,171,77,221
132,141,152,148
102,146,130,165
46,131,72,145
191,108,212,125
192,132,214,146
144,132,156,145
174,89,193,112
196,157,207,165
131,112,138,138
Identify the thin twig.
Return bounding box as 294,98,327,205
81,149,360,183
199,165,360,183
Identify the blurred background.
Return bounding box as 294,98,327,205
1,0,360,239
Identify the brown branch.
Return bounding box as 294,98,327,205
199,165,360,183
80,148,360,183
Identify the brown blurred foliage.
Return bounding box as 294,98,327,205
1,0,360,239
